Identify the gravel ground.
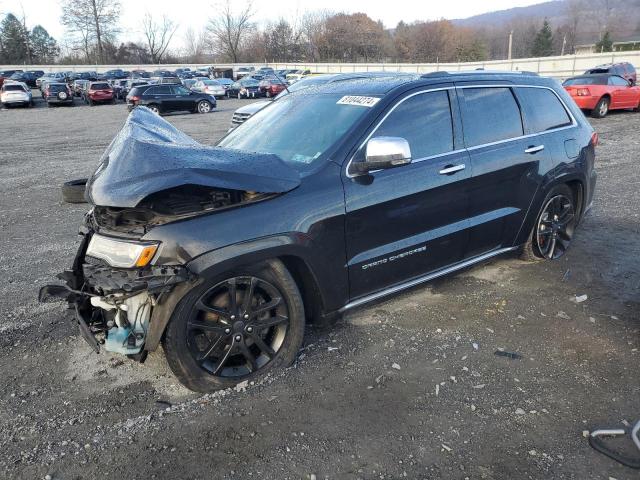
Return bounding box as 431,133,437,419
0,92,639,480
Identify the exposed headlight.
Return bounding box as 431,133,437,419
86,234,159,268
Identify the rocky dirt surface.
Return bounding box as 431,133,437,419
0,92,638,480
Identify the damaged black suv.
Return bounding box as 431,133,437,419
42,71,597,392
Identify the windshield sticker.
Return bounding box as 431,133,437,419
337,96,380,107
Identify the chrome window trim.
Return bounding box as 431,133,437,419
345,84,578,178
345,87,454,178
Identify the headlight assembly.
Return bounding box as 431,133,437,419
86,234,159,268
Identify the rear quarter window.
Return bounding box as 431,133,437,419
516,87,572,133
460,87,524,147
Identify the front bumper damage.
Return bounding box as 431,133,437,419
40,228,192,357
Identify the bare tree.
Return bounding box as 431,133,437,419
142,12,178,64
61,0,120,63
183,27,207,63
206,0,254,62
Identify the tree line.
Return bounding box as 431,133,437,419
0,0,637,66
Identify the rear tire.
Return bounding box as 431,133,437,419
147,104,160,114
163,260,305,393
591,97,609,118
519,184,577,262
61,178,88,204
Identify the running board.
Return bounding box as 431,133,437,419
340,247,518,312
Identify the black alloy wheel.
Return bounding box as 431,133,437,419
187,276,289,377
535,193,576,259
163,260,305,392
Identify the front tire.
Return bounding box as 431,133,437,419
163,260,305,392
591,97,609,118
197,100,211,113
520,184,577,261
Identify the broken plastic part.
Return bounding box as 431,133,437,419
86,107,301,208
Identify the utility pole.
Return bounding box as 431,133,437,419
561,34,567,56
507,30,513,60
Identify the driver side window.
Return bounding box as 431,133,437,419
373,90,454,160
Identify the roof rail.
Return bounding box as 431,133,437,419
420,69,539,79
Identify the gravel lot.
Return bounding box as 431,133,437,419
1,91,639,480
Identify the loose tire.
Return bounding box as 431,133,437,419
520,184,577,261
163,260,305,392
197,100,211,114
591,97,609,118
61,178,88,204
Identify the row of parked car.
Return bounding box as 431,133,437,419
2,62,637,118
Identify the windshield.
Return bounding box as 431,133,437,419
564,77,607,86
91,83,110,90
218,93,373,169
240,79,259,86
203,80,220,86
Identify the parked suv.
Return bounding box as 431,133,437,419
42,71,597,392
1,82,33,107
83,81,115,105
585,62,636,85
126,84,216,114
43,82,74,106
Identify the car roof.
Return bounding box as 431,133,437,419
301,70,550,96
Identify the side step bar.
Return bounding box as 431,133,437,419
340,247,517,313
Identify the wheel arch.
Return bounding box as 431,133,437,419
514,174,586,247
144,235,337,352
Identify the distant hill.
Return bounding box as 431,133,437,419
453,1,565,28
453,0,640,44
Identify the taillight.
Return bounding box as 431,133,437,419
576,88,590,96
591,132,599,147
45,88,49,95
131,96,140,102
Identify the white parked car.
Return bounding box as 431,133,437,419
1,81,33,108
193,79,227,99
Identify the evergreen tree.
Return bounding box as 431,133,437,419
595,32,613,53
0,13,29,64
31,26,60,63
531,19,554,57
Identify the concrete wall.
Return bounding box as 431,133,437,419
3,50,640,80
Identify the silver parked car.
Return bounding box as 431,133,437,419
1,81,33,107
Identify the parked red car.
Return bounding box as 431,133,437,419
83,81,115,105
563,74,640,118
258,78,287,98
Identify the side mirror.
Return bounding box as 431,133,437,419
352,137,412,175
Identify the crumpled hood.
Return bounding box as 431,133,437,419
86,107,301,208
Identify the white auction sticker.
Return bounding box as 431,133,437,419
337,95,380,107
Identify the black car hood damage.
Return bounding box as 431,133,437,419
86,107,301,208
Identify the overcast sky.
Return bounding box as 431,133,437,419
14,0,547,51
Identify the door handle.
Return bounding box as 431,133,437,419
439,164,466,175
525,145,545,154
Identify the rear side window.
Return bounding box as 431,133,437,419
608,76,629,86
373,90,454,159
516,87,572,133
460,88,523,147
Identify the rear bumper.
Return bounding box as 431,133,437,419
570,96,599,110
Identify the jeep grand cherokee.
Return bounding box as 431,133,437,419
42,71,597,392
